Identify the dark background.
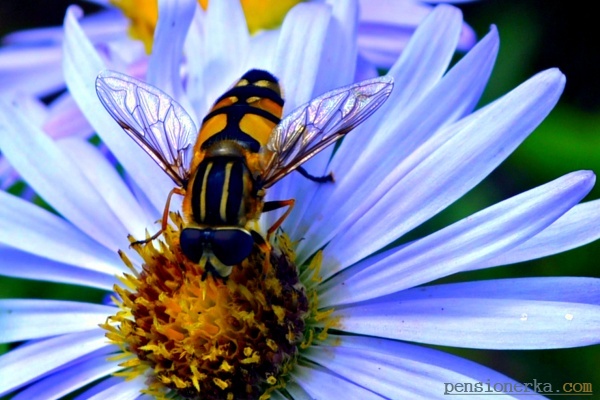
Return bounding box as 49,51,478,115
1,0,598,396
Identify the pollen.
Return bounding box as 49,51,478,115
103,214,314,399
111,0,303,53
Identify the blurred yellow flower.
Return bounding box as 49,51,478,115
112,0,302,53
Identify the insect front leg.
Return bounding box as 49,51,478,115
263,199,295,239
131,187,186,246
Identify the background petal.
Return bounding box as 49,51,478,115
0,330,109,396
0,299,115,343
319,171,594,305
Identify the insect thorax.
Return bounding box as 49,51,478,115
188,152,258,228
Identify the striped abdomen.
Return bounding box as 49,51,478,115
197,69,284,153
190,157,254,226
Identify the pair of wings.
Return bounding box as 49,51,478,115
95,70,393,189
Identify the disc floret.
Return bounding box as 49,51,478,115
103,215,333,399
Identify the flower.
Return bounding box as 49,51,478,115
0,0,477,190
1,2,600,399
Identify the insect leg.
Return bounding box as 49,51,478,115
296,166,334,183
131,187,185,246
263,199,295,238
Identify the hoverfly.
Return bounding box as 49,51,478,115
96,69,393,277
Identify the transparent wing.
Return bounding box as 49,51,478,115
95,70,197,186
259,75,394,188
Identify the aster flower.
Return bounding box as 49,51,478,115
0,0,477,190
1,2,600,400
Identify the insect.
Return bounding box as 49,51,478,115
96,69,393,277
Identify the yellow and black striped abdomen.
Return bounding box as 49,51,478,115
190,157,253,226
198,69,284,153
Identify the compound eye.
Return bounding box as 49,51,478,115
180,228,206,263
212,229,254,266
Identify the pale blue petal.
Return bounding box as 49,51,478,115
322,69,566,270
284,381,313,400
63,6,172,214
291,364,385,399
374,277,600,305
74,376,145,400
337,296,600,349
264,2,333,215
296,24,498,256
0,329,109,396
147,0,198,126
320,171,594,305
11,352,122,400
0,191,125,276
274,3,332,113
244,29,280,71
281,0,360,236
269,390,288,400
305,335,544,399
85,377,145,400
0,46,64,97
483,200,600,269
319,0,359,92
295,5,465,258
58,137,154,237
357,2,476,67
0,247,118,290
45,93,94,139
3,9,126,45
182,6,207,117
0,299,115,343
202,0,250,104
0,99,129,250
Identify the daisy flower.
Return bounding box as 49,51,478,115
1,1,600,399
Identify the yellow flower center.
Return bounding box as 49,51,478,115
103,214,335,399
111,0,303,53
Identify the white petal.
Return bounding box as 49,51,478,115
283,381,313,400
147,0,198,126
45,93,94,139
0,329,109,396
320,171,594,305
357,2,477,67
295,4,465,257
274,2,332,112
0,46,64,97
0,247,118,290
0,98,130,250
281,0,360,236
0,299,115,343
244,29,280,72
382,277,600,304
337,296,600,349
296,24,498,253
74,376,145,400
322,69,566,270
483,199,600,268
202,0,250,103
0,191,124,275
305,335,545,399
291,364,385,399
183,6,208,117
63,6,172,214
58,137,154,237
11,351,121,400
264,2,333,216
